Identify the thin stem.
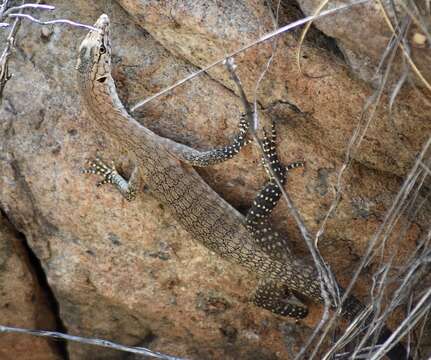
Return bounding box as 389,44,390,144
224,57,337,360
2,3,55,16
0,325,187,360
130,0,371,112
7,13,97,31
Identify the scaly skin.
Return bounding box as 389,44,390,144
77,14,323,308
76,15,410,360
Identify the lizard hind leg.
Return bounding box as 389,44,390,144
246,123,304,260
252,279,308,319
261,123,285,180
254,123,305,222
81,156,138,201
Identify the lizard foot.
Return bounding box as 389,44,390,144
81,157,137,201
253,280,308,319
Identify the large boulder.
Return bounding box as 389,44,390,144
0,0,428,359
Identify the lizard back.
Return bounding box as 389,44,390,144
76,14,323,302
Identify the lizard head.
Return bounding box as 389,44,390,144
76,14,111,83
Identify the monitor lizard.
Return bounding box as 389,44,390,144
76,14,409,360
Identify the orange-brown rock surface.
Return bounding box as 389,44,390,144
0,214,62,360
297,0,431,85
0,0,429,359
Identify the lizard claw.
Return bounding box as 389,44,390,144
81,157,117,185
81,156,137,201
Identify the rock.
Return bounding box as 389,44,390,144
117,0,431,176
0,214,62,360
295,0,431,86
0,0,428,359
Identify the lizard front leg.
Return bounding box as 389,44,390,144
248,125,310,318
159,113,251,167
81,157,139,201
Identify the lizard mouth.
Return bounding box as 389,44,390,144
94,14,110,33
79,14,110,47
94,14,110,52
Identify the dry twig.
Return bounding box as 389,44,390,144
0,1,96,101
0,325,187,360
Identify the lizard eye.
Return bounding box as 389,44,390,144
99,44,106,54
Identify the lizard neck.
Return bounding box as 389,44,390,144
77,70,156,146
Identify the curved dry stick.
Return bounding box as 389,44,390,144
7,13,97,31
0,325,187,360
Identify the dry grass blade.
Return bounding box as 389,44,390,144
376,0,431,91
323,137,431,359
290,1,430,357
296,0,329,77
